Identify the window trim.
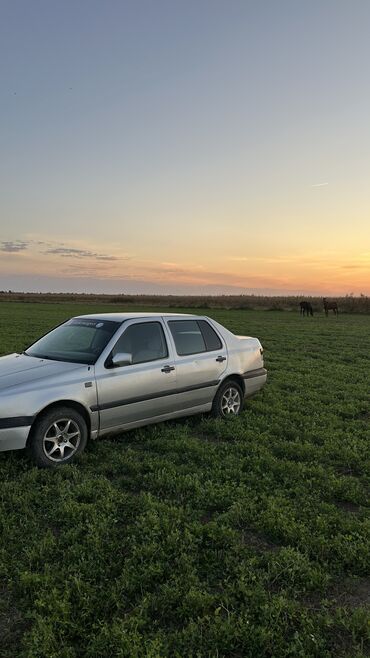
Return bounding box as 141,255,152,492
168,319,223,357
105,320,169,368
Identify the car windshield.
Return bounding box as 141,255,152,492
25,318,120,365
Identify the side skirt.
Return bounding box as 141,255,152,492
98,402,212,438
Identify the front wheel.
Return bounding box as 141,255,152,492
29,406,88,468
212,380,243,418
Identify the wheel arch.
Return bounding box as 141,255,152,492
218,373,245,395
27,400,92,446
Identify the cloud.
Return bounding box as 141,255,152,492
45,247,101,258
34,240,57,247
311,182,329,187
0,240,29,252
44,247,129,261
0,238,132,263
135,261,291,289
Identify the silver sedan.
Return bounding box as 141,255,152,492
0,313,267,467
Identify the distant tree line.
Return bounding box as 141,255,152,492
0,291,369,313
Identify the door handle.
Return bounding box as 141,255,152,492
216,355,226,362
161,365,175,373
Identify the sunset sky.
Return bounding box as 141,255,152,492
1,0,370,295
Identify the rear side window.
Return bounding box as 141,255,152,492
169,320,222,356
198,320,222,351
169,320,205,355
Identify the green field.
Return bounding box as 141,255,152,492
0,302,369,658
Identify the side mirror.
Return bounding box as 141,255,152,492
111,352,132,368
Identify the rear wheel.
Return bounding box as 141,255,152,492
212,380,243,418
29,406,88,468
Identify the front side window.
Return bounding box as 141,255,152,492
168,319,222,356
112,322,168,365
25,318,120,365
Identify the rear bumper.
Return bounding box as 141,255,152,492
243,367,267,397
0,424,31,452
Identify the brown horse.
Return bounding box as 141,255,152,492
300,301,313,316
323,298,338,316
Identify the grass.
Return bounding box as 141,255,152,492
0,302,369,658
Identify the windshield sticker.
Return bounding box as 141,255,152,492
69,320,104,328
68,319,119,330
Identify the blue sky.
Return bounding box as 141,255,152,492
1,0,370,294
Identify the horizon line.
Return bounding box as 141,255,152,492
0,290,367,299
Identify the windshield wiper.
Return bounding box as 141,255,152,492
24,352,56,361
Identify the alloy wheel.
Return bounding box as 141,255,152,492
221,386,241,415
43,418,81,462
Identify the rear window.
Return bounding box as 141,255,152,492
168,320,222,356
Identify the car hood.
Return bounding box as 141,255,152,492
0,353,86,392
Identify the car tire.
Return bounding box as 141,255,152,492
29,406,88,468
212,380,243,418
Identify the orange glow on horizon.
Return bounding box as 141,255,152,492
0,238,369,295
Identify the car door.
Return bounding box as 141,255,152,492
165,318,228,410
95,319,177,430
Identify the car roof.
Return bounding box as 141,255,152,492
75,312,201,322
